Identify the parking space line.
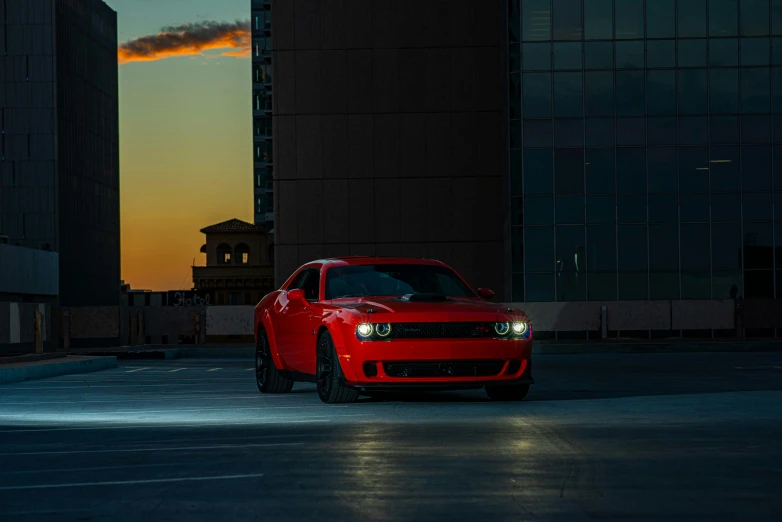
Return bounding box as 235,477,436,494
207,368,222,372
0,473,266,491
0,419,331,434
169,368,187,372
125,368,149,373
1,441,303,457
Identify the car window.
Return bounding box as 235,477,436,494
288,270,309,291
324,264,474,299
300,269,320,301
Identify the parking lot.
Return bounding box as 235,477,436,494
1,352,781,521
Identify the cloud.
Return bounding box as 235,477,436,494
118,20,251,64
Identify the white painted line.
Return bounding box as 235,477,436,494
0,405,346,416
207,368,222,372
0,419,331,433
169,368,187,372
125,368,149,373
0,441,303,457
0,473,265,491
246,368,255,371
0,395,274,405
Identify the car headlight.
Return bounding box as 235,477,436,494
512,321,529,335
494,322,510,335
375,323,392,337
356,323,373,337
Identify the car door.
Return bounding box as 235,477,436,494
275,267,321,373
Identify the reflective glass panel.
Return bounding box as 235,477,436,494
616,41,645,69
648,118,679,146
554,42,583,70
742,145,773,191
618,194,647,223
678,0,707,38
584,0,613,40
555,148,585,194
680,223,711,270
525,226,555,272
586,118,615,146
647,0,675,38
524,148,554,194
525,273,555,301
553,0,583,40
586,148,616,193
711,116,740,143
587,225,617,270
524,119,553,147
649,224,679,269
556,196,585,224
618,225,648,270
525,196,554,225
616,71,645,116
741,67,771,113
712,192,741,221
648,194,679,222
744,223,774,269
522,0,551,41
523,73,552,118
743,192,774,221
678,39,708,67
588,272,618,300
647,40,676,68
586,195,616,223
647,70,677,115
616,147,646,193
679,147,709,193
554,72,583,117
617,118,646,146
710,69,740,113
709,38,739,66
523,43,552,70
554,119,584,147
648,147,678,193
585,71,614,117
585,42,614,69
710,146,741,191
712,223,743,269
615,0,644,39
741,0,771,37
741,37,770,65
710,0,739,37
678,69,708,114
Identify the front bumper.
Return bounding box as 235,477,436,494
337,337,533,390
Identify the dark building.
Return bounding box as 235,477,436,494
270,0,506,295
0,0,120,306
252,0,275,229
509,0,781,304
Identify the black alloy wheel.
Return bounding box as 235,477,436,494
255,327,293,394
316,331,359,404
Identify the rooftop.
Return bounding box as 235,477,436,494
200,219,267,234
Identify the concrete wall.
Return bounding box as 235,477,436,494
0,243,59,297
206,306,255,336
271,0,507,297
0,302,52,352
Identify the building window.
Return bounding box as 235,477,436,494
235,243,250,264
217,244,231,264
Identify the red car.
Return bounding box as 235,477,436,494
253,257,533,404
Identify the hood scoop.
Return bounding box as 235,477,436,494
398,293,449,302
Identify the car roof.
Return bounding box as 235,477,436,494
311,256,449,267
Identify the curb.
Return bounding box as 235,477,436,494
0,356,118,385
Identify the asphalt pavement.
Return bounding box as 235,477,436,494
0,352,781,521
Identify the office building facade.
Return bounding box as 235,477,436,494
252,0,275,229
0,0,120,306
509,0,782,304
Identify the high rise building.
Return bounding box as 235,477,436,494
0,0,120,306
252,0,274,229
270,0,782,337
508,0,781,304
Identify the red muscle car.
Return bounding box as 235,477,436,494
253,257,533,404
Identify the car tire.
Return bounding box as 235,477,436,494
256,327,293,394
316,330,359,404
484,383,530,402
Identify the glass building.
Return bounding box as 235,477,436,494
509,0,782,304
252,0,274,229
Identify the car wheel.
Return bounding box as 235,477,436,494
484,383,530,402
256,327,293,394
316,331,359,404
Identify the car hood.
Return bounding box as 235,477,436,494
332,296,526,322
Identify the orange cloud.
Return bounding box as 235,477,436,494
119,20,251,64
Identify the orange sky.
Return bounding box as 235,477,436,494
118,20,253,291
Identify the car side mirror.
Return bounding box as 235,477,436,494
477,288,495,299
288,288,306,303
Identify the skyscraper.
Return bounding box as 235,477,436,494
252,0,274,229
0,0,120,306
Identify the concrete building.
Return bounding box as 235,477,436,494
192,218,275,305
0,0,120,307
270,0,506,296
252,0,275,229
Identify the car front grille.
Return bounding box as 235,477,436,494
390,322,497,339
383,360,505,378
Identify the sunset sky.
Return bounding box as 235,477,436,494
106,0,253,291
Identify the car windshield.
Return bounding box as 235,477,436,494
324,264,475,299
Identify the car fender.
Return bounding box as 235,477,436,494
257,308,289,372
321,311,360,382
